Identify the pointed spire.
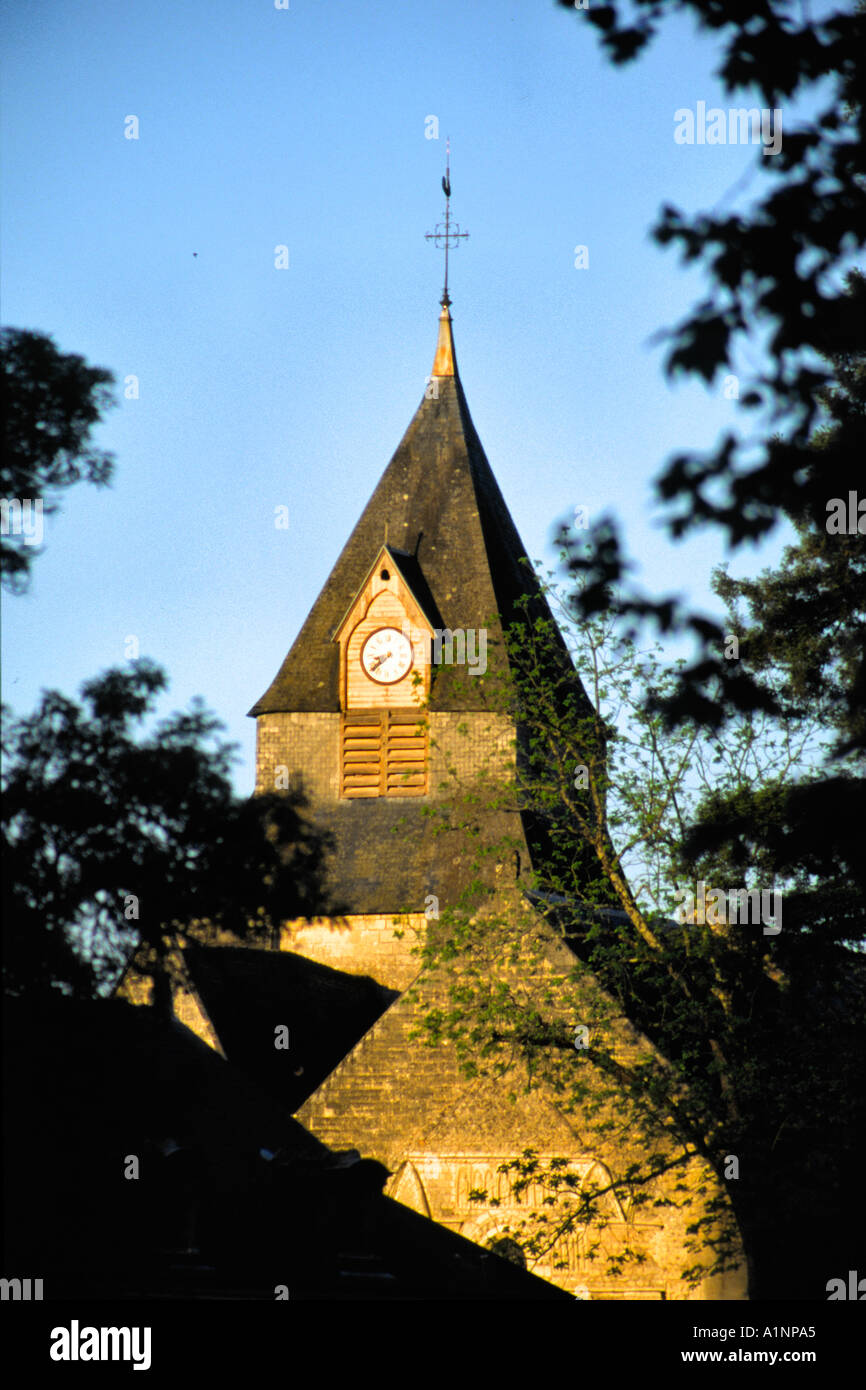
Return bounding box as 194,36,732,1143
431,300,456,378
425,141,467,380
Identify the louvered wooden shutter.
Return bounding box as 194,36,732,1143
341,712,383,798
384,711,427,795
341,711,427,798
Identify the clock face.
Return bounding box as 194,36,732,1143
361,627,414,684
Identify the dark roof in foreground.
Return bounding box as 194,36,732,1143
3,992,569,1300
184,943,397,1109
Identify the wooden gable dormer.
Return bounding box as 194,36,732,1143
333,545,437,799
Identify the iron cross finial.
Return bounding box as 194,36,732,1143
425,137,469,306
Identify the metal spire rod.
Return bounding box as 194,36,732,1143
425,137,469,306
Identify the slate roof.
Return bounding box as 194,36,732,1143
302,797,530,915
249,305,571,716
296,896,595,1167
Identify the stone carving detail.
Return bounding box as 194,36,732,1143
387,1160,432,1218
389,1152,669,1295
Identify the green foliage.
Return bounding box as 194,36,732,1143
413,559,864,1292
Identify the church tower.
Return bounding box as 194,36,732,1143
249,149,586,949
241,216,746,1298
248,290,567,943
121,164,747,1298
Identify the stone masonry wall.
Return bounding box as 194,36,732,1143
255,710,515,803
279,913,424,991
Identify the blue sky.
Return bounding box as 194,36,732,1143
2,0,815,790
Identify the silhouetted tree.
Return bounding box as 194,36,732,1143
1,660,330,1011
1,327,116,591
553,0,865,741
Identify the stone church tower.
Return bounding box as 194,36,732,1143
121,230,747,1295
237,291,747,1299
249,293,553,938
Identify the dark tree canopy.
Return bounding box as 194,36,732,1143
1,661,331,1007
712,272,866,755
551,0,865,763
0,327,116,591
679,272,866,954
559,0,864,516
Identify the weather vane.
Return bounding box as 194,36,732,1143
425,138,469,306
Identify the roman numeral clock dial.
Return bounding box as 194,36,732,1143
361,627,413,684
